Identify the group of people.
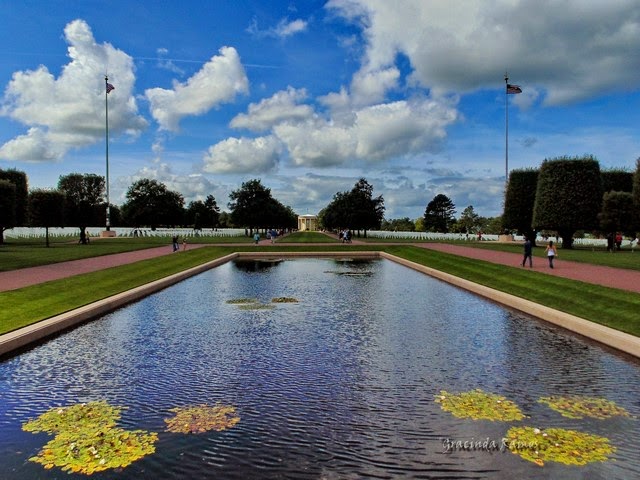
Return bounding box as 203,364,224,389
339,229,352,243
522,237,557,269
171,235,187,252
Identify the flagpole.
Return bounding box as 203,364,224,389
504,72,509,186
105,75,111,231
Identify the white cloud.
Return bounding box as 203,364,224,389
247,17,308,39
0,19,147,162
327,0,640,105
230,87,314,132
145,46,249,131
273,96,459,167
203,135,281,174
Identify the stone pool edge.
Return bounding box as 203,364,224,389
1,251,638,360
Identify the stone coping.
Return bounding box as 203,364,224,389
1,251,638,360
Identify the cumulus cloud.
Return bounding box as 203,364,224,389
230,87,314,132
326,0,640,104
203,135,281,174
145,46,249,131
0,19,147,162
274,96,459,167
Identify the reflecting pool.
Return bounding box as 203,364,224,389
1,258,638,479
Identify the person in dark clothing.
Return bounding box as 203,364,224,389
521,237,533,267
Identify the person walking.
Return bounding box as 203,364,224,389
521,236,533,267
545,240,557,269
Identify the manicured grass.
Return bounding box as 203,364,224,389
0,235,253,271
1,244,639,339
279,231,339,243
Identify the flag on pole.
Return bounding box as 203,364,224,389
506,84,522,94
106,83,115,94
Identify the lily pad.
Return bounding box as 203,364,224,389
22,401,121,435
226,298,258,304
505,426,615,466
271,297,299,303
435,389,526,421
22,401,157,475
29,426,157,475
538,395,632,420
165,403,240,434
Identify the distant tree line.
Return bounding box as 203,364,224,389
503,155,640,248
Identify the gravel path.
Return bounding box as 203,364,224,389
1,241,639,294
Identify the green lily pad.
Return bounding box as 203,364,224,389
165,403,240,434
226,298,258,304
22,401,121,435
30,426,157,475
505,426,615,466
435,389,526,421
538,395,632,419
271,297,299,303
22,401,157,475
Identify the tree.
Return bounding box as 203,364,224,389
381,217,415,231
532,156,602,249
28,189,65,247
414,217,425,232
503,168,538,244
599,191,634,235
350,178,385,237
228,179,274,234
185,200,208,229
121,179,185,229
58,173,105,244
0,169,28,227
204,195,221,228
457,205,481,234
633,158,640,232
601,169,633,194
0,180,16,244
423,194,456,233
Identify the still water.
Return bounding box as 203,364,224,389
0,258,638,479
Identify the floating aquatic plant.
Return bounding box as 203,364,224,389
505,426,615,466
226,298,259,304
538,395,632,420
22,401,120,434
22,401,157,475
30,426,157,474
271,297,299,303
435,389,525,421
164,403,240,434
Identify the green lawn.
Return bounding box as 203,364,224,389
1,244,639,339
0,235,253,271
279,231,339,243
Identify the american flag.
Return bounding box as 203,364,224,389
506,84,522,94
106,83,115,94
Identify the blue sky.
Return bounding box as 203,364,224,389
1,0,639,220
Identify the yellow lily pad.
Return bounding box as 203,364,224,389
22,401,121,435
22,401,157,475
538,395,632,419
505,426,615,466
271,297,299,303
165,403,240,434
435,389,525,421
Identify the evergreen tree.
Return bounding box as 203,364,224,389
28,189,66,247
503,168,538,244
423,194,456,233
